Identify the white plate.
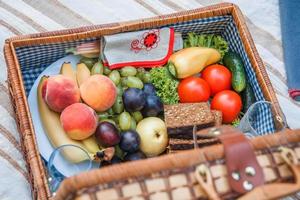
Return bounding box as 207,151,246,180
28,55,98,177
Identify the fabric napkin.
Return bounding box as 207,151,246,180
279,0,300,101
101,27,183,69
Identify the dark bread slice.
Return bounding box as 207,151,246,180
164,103,215,129
212,110,222,126
168,138,218,151
165,103,223,153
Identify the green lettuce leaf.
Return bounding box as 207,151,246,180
183,33,229,58
150,67,179,105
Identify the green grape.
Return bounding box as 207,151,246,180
142,72,151,83
107,108,114,115
100,119,116,125
119,112,131,131
130,118,136,130
115,145,125,159
91,61,104,75
111,115,119,124
136,68,146,80
116,84,123,97
112,96,124,114
131,111,143,123
120,66,137,77
121,77,128,87
108,70,121,85
97,112,109,121
123,76,143,89
79,57,97,69
103,66,112,75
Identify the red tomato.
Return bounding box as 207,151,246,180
178,77,211,103
202,64,232,96
211,90,242,123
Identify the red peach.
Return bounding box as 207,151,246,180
80,75,117,112
60,103,98,140
42,75,80,112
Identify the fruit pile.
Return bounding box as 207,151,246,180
38,60,168,166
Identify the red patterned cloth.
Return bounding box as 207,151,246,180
100,28,183,69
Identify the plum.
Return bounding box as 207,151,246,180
119,130,140,153
143,83,156,96
141,95,163,117
123,88,146,112
124,151,146,161
95,122,120,147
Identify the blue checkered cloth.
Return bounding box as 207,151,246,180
16,15,275,135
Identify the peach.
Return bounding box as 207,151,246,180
60,103,98,140
42,75,80,112
80,75,117,112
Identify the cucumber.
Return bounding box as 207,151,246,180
223,52,246,92
241,82,256,113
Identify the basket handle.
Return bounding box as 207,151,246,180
238,164,300,200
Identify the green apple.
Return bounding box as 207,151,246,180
136,117,168,157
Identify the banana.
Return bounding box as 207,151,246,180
81,135,102,154
37,76,99,163
76,63,91,86
72,65,101,154
59,62,77,83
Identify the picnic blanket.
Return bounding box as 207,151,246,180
0,0,299,199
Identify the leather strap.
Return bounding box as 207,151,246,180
195,126,300,199
217,132,264,194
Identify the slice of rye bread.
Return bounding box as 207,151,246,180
212,110,222,126
164,103,223,152
167,110,221,138
164,103,215,136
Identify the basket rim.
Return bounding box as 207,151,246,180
55,127,300,200
5,2,234,45
3,2,284,199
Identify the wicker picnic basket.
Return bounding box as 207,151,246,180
3,2,288,200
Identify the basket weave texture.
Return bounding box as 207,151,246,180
56,127,300,200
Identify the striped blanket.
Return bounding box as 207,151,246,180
0,0,299,199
